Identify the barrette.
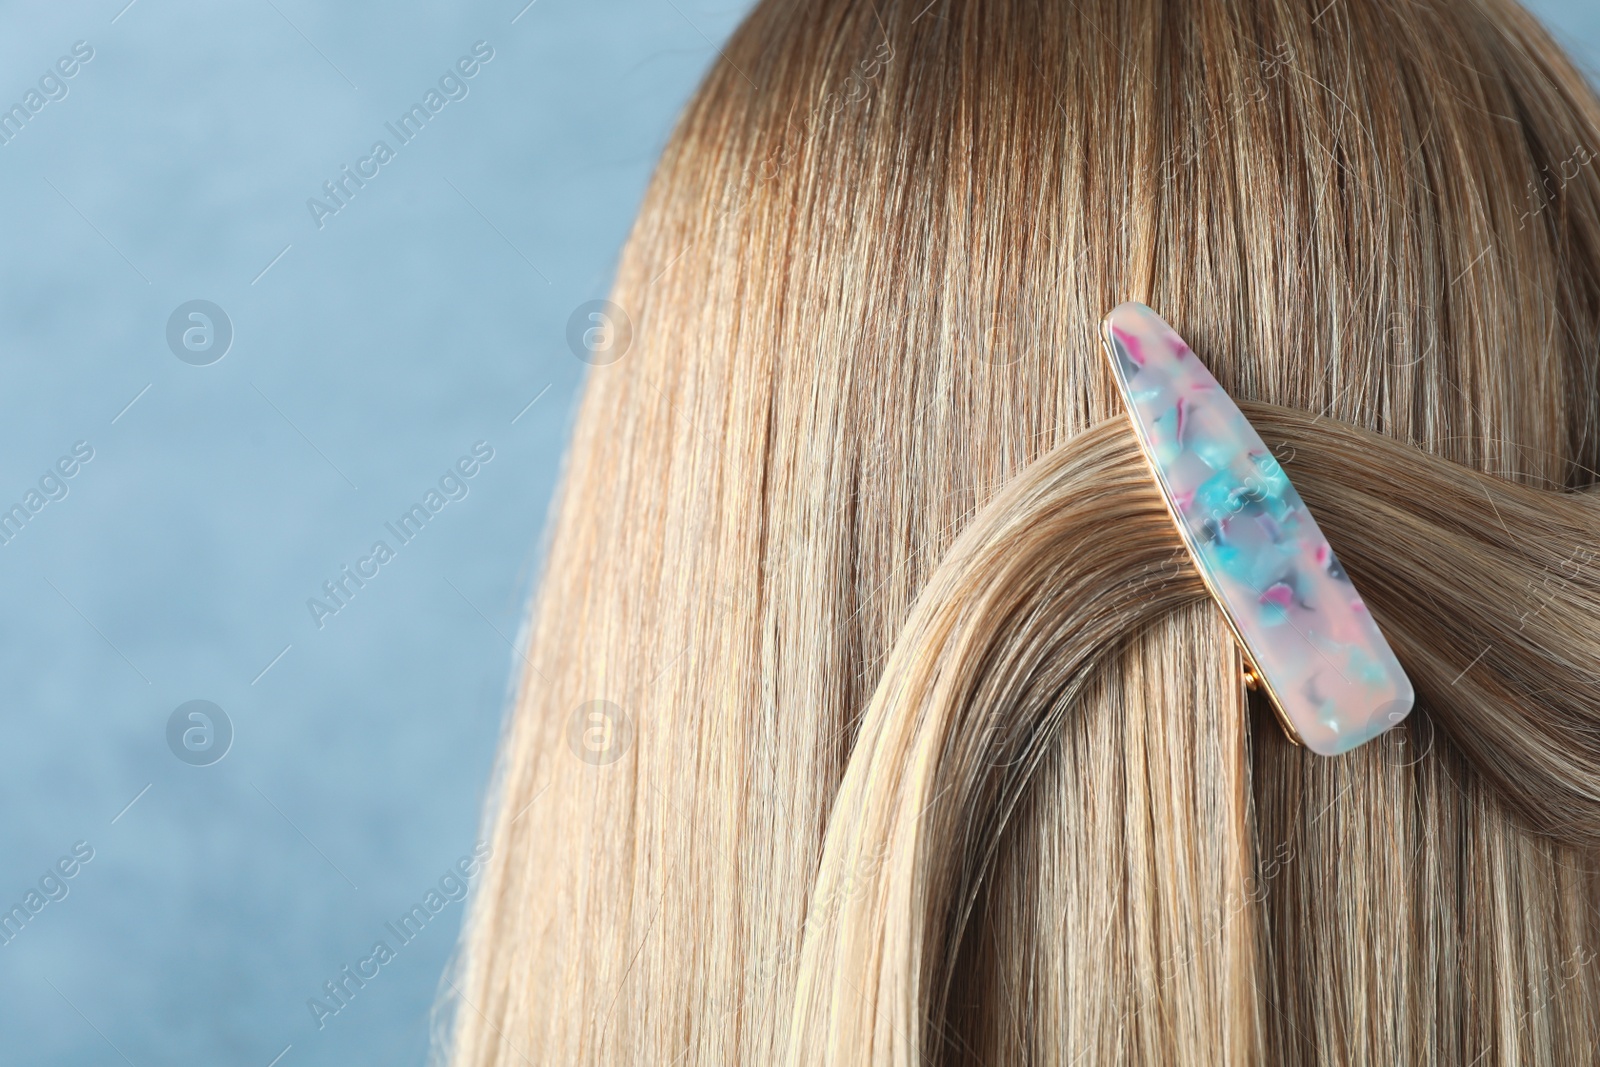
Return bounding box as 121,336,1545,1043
1098,302,1414,756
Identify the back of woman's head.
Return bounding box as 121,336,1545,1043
443,0,1600,1062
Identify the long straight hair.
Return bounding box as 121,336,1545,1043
443,0,1600,1062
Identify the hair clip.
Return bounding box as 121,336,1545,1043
1099,302,1414,756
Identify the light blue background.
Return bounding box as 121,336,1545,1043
0,1,1593,1064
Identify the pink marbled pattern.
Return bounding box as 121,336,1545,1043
1100,302,1413,755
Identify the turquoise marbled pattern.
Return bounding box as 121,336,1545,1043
1099,302,1413,756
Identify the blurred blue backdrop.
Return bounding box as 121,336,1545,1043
0,1,1594,1064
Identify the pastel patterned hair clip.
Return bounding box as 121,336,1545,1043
1099,302,1414,756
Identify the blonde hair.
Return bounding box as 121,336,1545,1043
443,0,1600,1062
